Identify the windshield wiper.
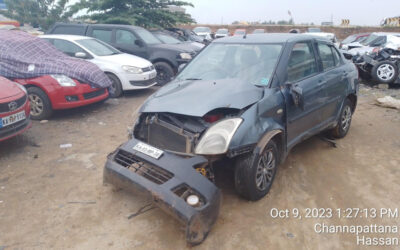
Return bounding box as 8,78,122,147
184,78,202,81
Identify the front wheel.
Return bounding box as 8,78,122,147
154,62,174,86
234,140,279,201
330,99,353,139
27,86,53,120
106,73,123,98
372,61,398,83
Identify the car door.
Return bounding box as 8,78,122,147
48,39,88,58
316,42,348,124
285,41,326,148
113,29,148,59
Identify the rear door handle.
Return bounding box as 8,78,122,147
318,79,326,87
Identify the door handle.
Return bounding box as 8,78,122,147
317,79,326,87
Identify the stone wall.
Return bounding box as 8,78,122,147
180,24,400,40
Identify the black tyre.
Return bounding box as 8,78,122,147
234,140,279,201
106,73,123,98
330,99,353,139
27,86,53,120
154,62,174,86
372,61,398,83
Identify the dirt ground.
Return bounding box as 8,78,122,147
0,84,399,250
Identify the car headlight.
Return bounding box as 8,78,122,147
195,118,243,155
14,83,27,94
51,75,76,87
180,53,192,60
122,65,143,74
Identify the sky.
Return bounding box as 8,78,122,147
184,0,400,26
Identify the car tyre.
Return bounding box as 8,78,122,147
234,140,279,201
330,99,353,139
27,86,53,120
154,62,174,86
372,61,398,84
106,73,123,98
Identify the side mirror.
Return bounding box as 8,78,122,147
342,52,353,60
75,52,87,58
135,40,144,47
289,84,304,109
178,63,187,73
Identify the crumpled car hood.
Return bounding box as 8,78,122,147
140,78,264,117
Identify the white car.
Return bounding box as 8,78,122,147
347,33,400,56
193,27,213,42
40,34,157,98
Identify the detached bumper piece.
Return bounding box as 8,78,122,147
104,138,221,245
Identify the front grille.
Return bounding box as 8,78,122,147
129,78,157,87
0,118,29,139
0,95,27,113
83,89,106,100
142,65,155,72
114,150,173,185
148,123,187,153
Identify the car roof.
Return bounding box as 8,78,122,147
214,33,330,44
371,32,400,36
40,34,94,41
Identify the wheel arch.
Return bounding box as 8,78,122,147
347,93,357,112
152,58,177,72
255,129,285,164
24,84,54,109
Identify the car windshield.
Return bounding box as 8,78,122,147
361,34,380,45
154,33,181,44
341,34,358,44
76,39,120,56
135,29,162,45
176,43,282,86
194,27,211,33
217,29,228,34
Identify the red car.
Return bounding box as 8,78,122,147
14,75,109,120
0,77,32,142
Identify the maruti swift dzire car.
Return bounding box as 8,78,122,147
104,34,359,244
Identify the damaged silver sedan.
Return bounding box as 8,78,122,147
104,34,359,244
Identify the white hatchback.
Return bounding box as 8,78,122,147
40,34,157,98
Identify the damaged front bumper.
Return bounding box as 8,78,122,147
103,138,221,245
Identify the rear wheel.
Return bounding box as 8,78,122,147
106,73,123,98
154,62,174,86
372,61,398,83
234,140,279,201
330,99,353,138
27,86,53,120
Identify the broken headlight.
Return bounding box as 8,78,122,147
195,118,243,155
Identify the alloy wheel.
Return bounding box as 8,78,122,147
341,106,352,131
255,149,276,191
377,64,395,81
29,93,44,116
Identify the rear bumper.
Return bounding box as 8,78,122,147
104,138,221,245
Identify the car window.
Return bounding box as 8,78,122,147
76,39,120,56
52,26,86,35
116,29,138,45
287,42,318,82
317,43,335,71
332,47,342,66
92,29,112,44
135,29,161,45
51,39,85,57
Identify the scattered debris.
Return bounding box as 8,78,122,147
98,121,106,126
377,84,389,90
40,120,49,124
33,154,39,159
59,143,72,149
376,96,400,109
286,232,295,238
319,136,337,148
127,203,156,220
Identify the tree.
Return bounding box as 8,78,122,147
0,0,77,29
70,0,195,28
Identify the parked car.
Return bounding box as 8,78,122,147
252,29,265,34
346,33,400,56
104,34,358,245
307,27,322,33
354,47,400,85
47,23,197,85
233,29,246,36
215,28,230,38
339,33,370,50
151,31,204,51
193,26,213,42
165,27,206,44
0,77,32,142
40,35,157,98
14,75,109,120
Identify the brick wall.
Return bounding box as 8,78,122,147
180,24,400,40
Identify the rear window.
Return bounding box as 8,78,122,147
52,26,86,35
92,29,113,44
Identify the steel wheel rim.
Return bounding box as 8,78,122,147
29,94,44,116
255,149,276,191
377,64,395,80
341,106,352,131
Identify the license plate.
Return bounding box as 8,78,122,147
133,142,163,159
0,111,26,128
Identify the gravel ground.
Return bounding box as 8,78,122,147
0,84,399,250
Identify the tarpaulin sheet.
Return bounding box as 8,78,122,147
0,30,111,88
